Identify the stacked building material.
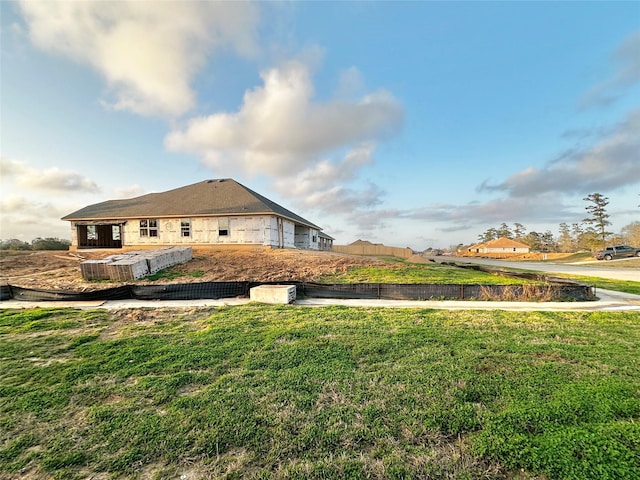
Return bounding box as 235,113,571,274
80,247,192,281
142,247,193,274
79,259,112,280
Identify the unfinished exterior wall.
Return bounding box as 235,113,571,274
80,215,304,248
70,225,78,247
265,217,296,248
294,226,320,250
113,216,269,247
64,179,327,251
70,215,326,250
226,217,266,245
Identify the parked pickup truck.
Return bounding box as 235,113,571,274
595,245,640,261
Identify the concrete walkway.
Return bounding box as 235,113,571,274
2,288,639,311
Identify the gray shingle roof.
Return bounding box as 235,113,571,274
62,179,320,229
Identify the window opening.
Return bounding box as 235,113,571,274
140,219,158,237
181,219,191,237
218,217,229,236
87,225,97,240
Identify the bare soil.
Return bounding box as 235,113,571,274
0,247,388,291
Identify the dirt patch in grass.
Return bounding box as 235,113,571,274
0,247,387,291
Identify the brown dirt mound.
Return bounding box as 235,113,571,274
0,247,388,291
406,254,434,263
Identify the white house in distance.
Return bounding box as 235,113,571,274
466,237,530,256
62,179,333,251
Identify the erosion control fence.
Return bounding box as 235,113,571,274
1,279,594,303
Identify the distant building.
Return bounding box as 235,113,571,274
466,237,530,256
62,179,333,251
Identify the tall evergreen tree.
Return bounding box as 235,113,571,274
513,223,527,239
583,193,612,249
478,228,498,243
558,223,573,252
497,223,513,238
541,231,557,252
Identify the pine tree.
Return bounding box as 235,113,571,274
513,223,527,239
558,223,573,253
583,193,612,250
497,223,513,239
478,228,498,243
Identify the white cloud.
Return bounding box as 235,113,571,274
346,207,400,233
580,29,640,109
166,59,403,236
0,157,99,193
272,143,375,202
112,184,145,199
480,108,640,197
268,144,391,233
18,0,259,117
0,195,63,219
336,66,365,98
165,60,404,175
398,193,581,244
0,195,72,240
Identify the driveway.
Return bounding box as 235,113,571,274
435,256,640,282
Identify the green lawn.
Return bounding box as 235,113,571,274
1,306,639,480
554,274,640,296
318,262,543,285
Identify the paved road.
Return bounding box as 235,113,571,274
434,256,640,282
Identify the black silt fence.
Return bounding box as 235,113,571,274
300,283,477,300
130,282,247,300
2,282,248,302
300,283,594,301
1,285,13,301
8,285,132,302
1,280,594,303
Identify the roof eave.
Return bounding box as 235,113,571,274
62,211,321,229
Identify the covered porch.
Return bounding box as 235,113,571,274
75,222,123,249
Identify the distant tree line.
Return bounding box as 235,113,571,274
0,237,71,251
475,193,640,253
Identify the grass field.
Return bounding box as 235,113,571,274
1,306,639,480
555,274,640,296
318,262,543,285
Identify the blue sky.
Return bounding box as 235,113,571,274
1,1,639,250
